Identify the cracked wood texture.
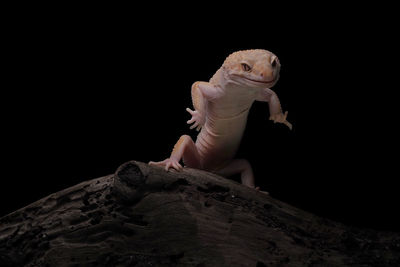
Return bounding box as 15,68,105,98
0,161,399,266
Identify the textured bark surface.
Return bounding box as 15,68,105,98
1,160,399,266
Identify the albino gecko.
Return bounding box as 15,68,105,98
149,49,292,191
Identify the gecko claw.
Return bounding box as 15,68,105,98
150,159,182,172
186,107,205,131
284,121,293,130
270,111,292,130
190,122,199,129
255,186,269,195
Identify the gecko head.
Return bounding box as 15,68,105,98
222,49,280,88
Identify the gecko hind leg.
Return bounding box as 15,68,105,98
215,159,269,194
215,159,255,188
149,135,202,171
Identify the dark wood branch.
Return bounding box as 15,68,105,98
1,161,399,266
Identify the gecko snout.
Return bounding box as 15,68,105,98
260,69,274,80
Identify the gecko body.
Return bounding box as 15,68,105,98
149,49,291,190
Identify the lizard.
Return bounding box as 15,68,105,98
149,49,292,191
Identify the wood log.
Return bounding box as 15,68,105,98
0,160,399,266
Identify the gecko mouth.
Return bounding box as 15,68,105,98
243,77,276,84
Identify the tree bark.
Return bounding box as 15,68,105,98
0,160,399,266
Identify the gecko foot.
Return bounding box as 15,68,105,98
149,158,183,172
255,187,269,195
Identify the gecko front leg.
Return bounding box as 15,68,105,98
256,87,292,130
186,81,223,131
149,135,202,171
150,82,221,171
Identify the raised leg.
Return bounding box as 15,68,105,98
149,135,202,171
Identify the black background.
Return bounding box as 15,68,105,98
2,5,398,231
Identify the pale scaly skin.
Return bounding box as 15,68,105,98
149,49,292,192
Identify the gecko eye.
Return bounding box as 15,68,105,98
271,58,279,68
241,63,251,72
